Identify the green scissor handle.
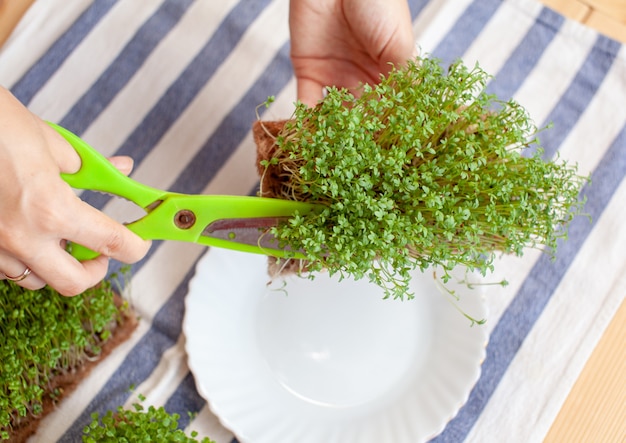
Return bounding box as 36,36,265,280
52,122,168,260
53,123,166,208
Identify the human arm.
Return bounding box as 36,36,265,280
0,87,150,296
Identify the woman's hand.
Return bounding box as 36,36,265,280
0,87,151,296
289,0,416,107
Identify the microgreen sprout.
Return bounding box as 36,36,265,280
83,395,214,443
433,274,486,326
0,274,129,440
259,56,587,300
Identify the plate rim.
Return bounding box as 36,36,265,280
183,248,489,443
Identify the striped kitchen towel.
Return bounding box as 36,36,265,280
0,0,623,441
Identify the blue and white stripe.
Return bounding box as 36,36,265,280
1,0,623,441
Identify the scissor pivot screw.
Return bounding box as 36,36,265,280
175,210,196,229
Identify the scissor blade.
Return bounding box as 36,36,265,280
124,194,320,257
202,217,303,256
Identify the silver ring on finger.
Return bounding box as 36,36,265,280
4,267,32,282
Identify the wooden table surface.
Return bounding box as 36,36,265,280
540,0,626,42
0,0,36,48
1,1,625,441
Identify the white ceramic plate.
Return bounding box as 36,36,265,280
184,248,488,443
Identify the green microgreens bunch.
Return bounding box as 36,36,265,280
0,276,127,440
83,395,214,443
260,56,587,300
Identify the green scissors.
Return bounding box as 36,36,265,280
50,122,318,261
